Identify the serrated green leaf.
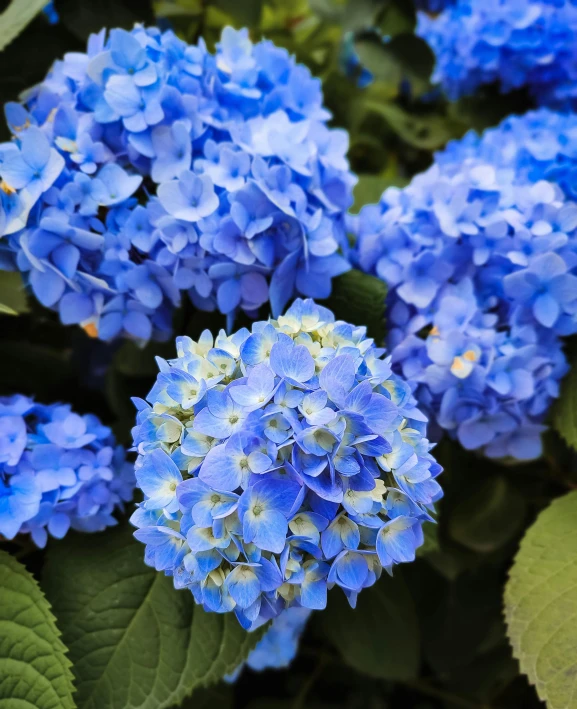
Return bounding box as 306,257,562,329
319,572,419,680
0,0,48,52
505,490,577,709
43,526,264,709
0,549,75,708
0,271,29,315
322,269,387,344
554,342,577,450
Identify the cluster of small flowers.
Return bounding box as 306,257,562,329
0,26,354,344
352,156,577,460
226,607,311,680
417,0,577,105
130,298,442,629
0,395,134,546
438,108,577,200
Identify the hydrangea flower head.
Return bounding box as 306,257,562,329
0,26,354,343
438,108,577,201
0,395,134,546
417,0,577,106
131,298,441,629
352,156,577,460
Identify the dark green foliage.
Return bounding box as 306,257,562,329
43,526,264,709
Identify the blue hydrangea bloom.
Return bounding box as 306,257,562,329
438,108,577,201
226,607,311,680
43,1,59,24
352,155,577,460
417,0,577,105
131,298,442,629
0,395,134,546
0,26,354,344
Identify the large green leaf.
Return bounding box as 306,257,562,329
0,0,48,52
43,526,264,709
319,572,419,680
505,490,577,709
0,550,75,708
322,269,387,344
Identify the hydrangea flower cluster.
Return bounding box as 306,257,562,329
438,108,577,200
226,607,311,680
0,395,134,547
0,26,354,343
352,158,577,459
130,298,442,629
417,0,577,105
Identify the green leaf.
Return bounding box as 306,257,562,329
365,101,465,150
505,490,577,709
343,0,386,32
43,526,264,709
0,549,75,708
553,341,577,450
0,271,29,315
383,33,434,95
0,0,48,52
448,477,526,553
178,684,233,709
319,572,419,680
209,0,263,26
352,166,409,213
354,34,402,89
322,269,387,344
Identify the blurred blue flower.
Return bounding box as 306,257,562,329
417,0,577,106
131,298,441,629
352,141,576,460
226,607,312,680
0,26,354,344
43,1,59,24
0,395,134,546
